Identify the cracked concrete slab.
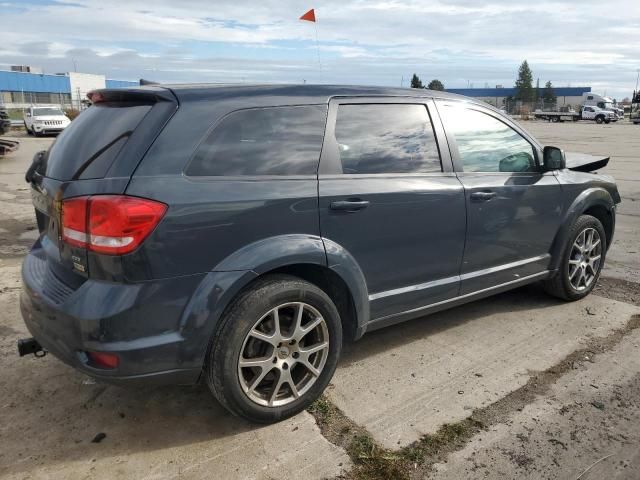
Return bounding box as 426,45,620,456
431,328,640,479
327,288,639,449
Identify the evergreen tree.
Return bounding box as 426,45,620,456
514,60,534,103
427,79,445,91
410,74,424,89
542,81,557,108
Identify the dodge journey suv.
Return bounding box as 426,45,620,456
19,85,620,422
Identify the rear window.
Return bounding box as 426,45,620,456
186,105,327,176
44,102,152,180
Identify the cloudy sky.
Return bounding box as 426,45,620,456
1,0,639,99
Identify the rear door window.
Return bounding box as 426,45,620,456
186,105,327,176
334,104,442,174
44,102,152,180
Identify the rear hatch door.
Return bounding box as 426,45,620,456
27,87,177,284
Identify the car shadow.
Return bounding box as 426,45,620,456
339,282,564,366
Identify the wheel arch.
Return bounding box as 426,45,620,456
213,234,369,340
549,188,615,271
179,234,370,374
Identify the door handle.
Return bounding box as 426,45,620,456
329,199,370,212
470,191,497,202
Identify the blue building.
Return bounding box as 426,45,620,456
0,69,139,109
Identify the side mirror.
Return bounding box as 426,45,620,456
499,152,535,172
543,146,566,171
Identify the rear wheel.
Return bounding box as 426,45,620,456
206,275,342,423
544,215,606,301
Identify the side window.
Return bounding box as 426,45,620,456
334,104,441,174
440,105,536,173
186,105,326,176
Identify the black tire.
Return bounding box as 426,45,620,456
595,116,604,124
25,123,33,135
604,119,610,124
206,274,343,423
544,214,606,301
551,117,559,123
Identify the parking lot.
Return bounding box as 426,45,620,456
0,121,639,479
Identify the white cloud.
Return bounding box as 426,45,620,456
0,0,638,98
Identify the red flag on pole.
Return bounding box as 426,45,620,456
300,9,316,22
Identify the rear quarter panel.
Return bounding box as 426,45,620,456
124,96,325,280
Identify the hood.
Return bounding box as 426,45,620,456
565,152,609,172
33,115,69,121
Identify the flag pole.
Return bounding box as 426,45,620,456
314,17,322,80
300,9,322,82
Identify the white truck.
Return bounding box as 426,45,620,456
23,106,71,136
581,93,624,120
533,105,617,124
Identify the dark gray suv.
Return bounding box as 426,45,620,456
19,85,620,422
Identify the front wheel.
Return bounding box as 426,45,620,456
206,275,342,423
544,215,606,301
595,116,604,124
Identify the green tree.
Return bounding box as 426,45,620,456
427,79,445,91
542,81,557,108
514,60,534,103
410,73,424,89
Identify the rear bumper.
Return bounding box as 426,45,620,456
20,246,209,385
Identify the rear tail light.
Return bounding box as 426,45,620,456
86,351,119,369
61,195,167,255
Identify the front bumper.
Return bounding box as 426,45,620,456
32,124,66,134
20,246,206,385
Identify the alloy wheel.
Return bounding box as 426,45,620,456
568,227,602,291
237,302,329,407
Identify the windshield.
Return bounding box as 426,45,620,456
33,108,64,116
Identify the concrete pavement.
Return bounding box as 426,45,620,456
1,120,638,479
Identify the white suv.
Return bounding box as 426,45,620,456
24,107,71,136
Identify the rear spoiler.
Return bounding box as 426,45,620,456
86,86,176,105
564,152,610,173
